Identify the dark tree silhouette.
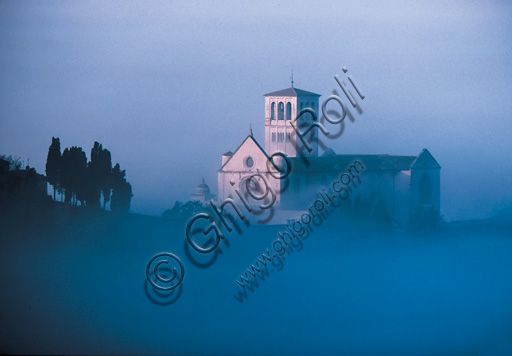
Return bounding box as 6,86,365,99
99,148,112,209
86,142,102,209
85,142,113,209
44,138,131,211
162,201,183,219
45,137,62,201
162,200,205,219
23,166,39,204
0,154,23,170
61,147,87,206
111,163,125,188
60,148,72,204
110,163,132,213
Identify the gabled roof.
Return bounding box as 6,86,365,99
411,149,441,169
288,149,440,173
218,134,277,172
264,87,321,97
288,154,417,172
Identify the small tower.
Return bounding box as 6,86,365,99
190,178,216,205
263,87,321,158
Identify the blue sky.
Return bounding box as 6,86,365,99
1,0,511,219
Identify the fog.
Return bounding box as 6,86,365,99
2,3,512,353
1,0,511,220
1,213,511,355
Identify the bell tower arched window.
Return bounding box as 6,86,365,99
286,102,292,120
270,102,275,120
278,102,284,120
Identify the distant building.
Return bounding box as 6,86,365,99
217,86,441,226
190,178,216,205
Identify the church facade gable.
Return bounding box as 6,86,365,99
217,133,280,204
219,135,270,173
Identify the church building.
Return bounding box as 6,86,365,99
217,86,441,226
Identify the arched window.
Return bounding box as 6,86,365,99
286,102,292,120
278,102,284,120
419,173,432,204
270,102,275,120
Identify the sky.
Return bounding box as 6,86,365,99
1,0,511,220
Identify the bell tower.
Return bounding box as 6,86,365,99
264,87,321,158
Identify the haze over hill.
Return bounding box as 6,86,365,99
1,0,511,220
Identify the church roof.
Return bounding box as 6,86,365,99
410,149,441,169
288,149,440,172
289,154,417,172
264,87,321,97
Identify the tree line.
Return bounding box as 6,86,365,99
45,137,132,213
